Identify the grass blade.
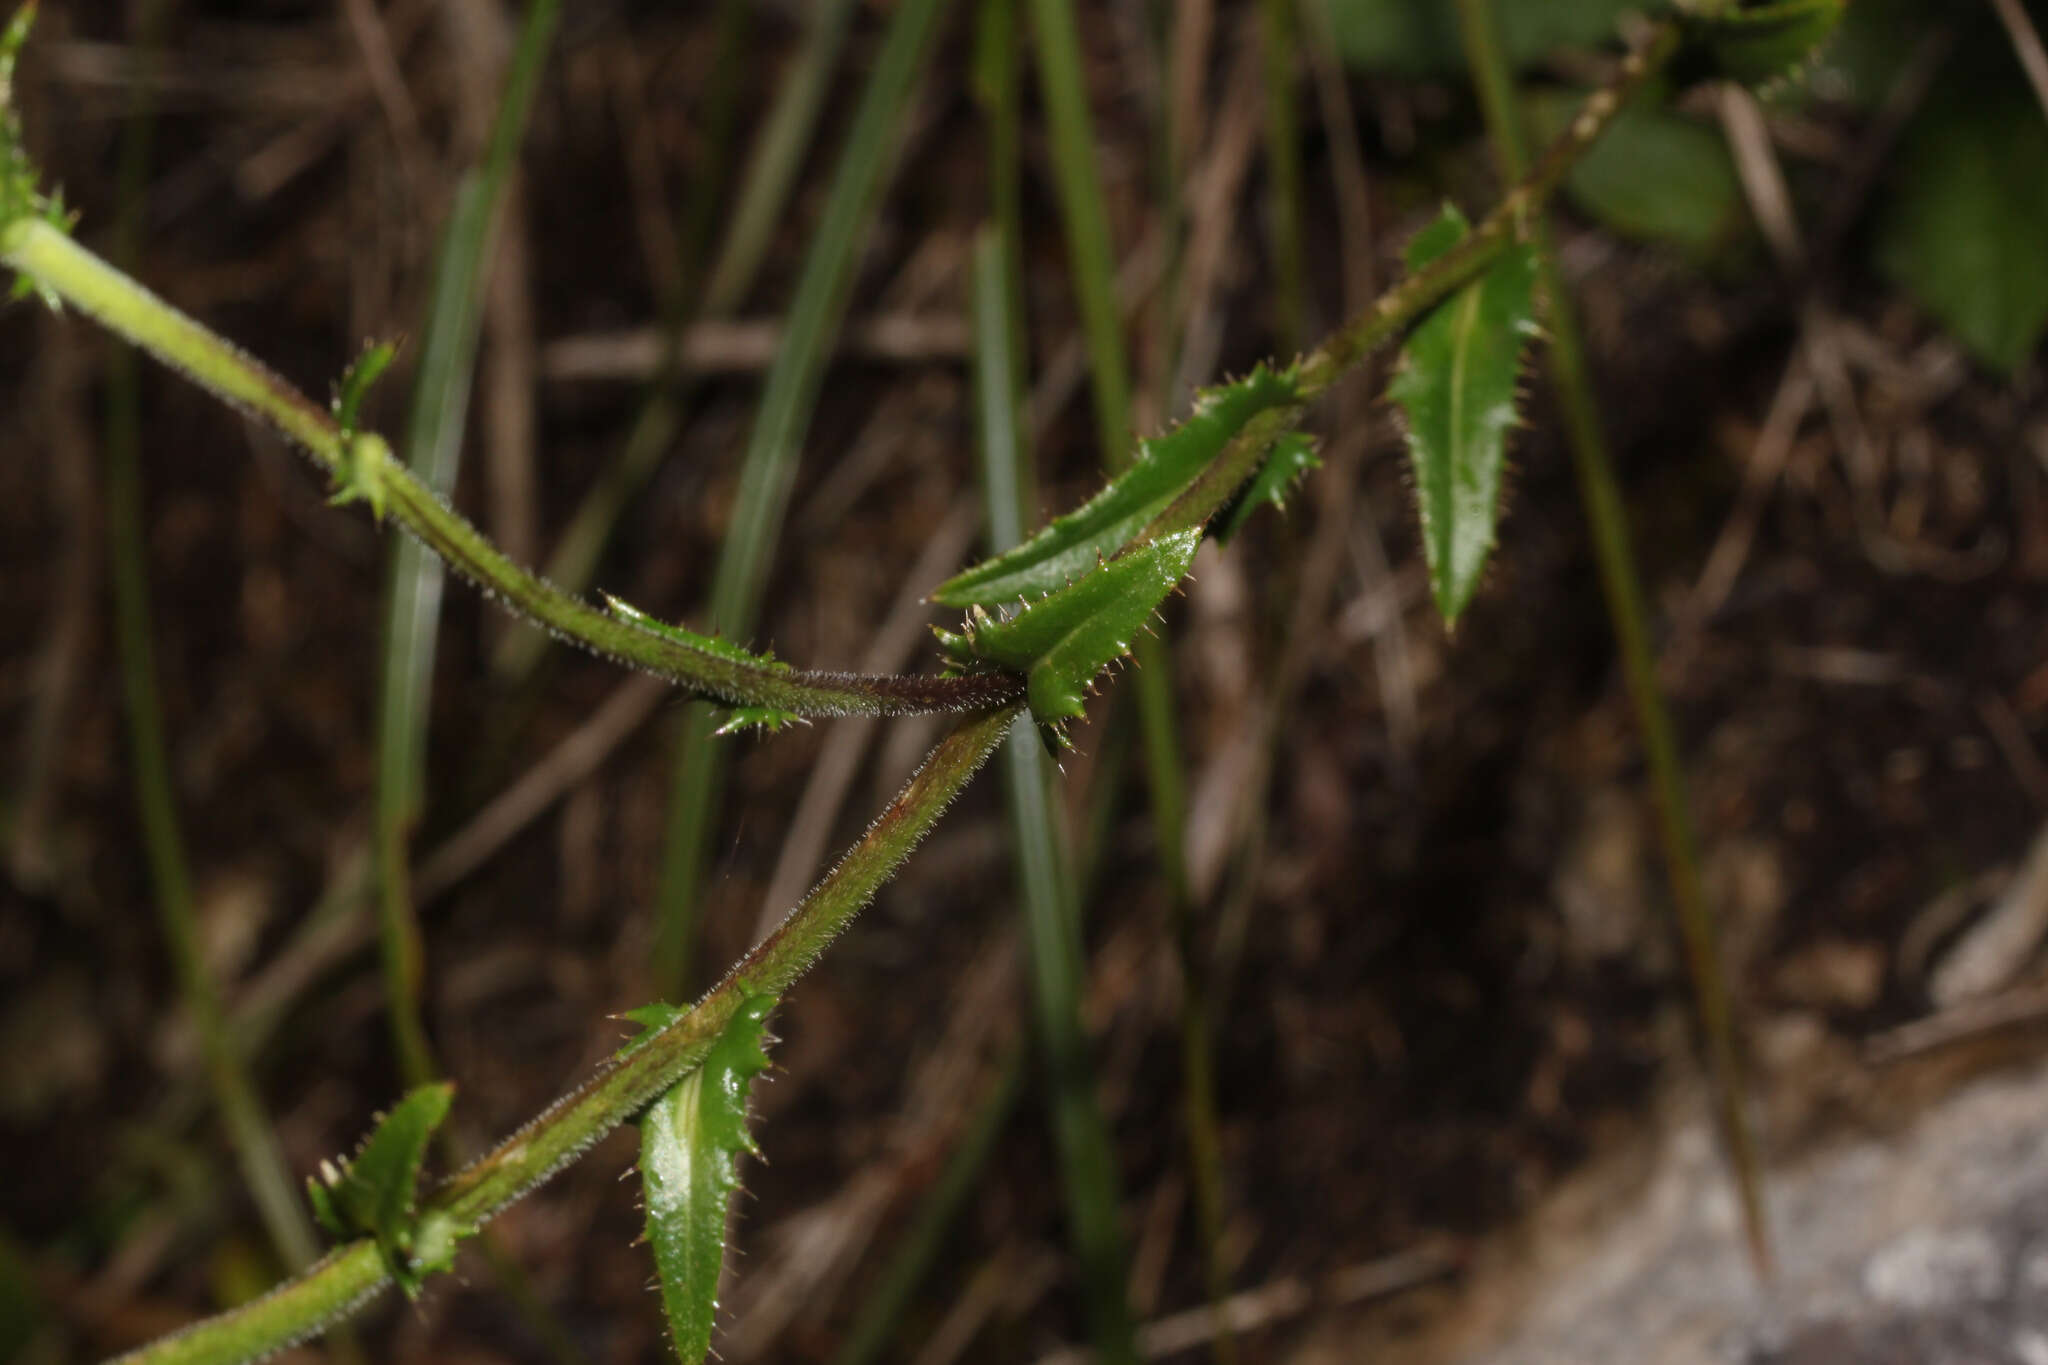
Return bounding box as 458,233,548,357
1453,0,1772,1274
490,0,855,686
1261,0,1304,349
374,0,561,1086
103,0,321,1280
972,200,1138,1364
651,0,955,998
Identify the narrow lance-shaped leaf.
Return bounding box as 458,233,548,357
1389,205,1539,626
305,1081,456,1295
327,339,399,519
1217,431,1320,543
931,365,1299,607
628,994,778,1365
600,593,804,734
936,527,1202,750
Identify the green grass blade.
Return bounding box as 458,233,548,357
1453,0,1772,1274
491,0,854,686
971,215,1138,1363
1027,0,1134,467
651,0,955,999
103,0,321,1280
830,1044,1026,1365
374,0,561,1087
822,29,1036,1362
1262,0,1305,349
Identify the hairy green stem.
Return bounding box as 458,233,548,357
0,219,1011,718
107,703,1020,1365
1452,0,1770,1275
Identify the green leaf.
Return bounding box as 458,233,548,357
1526,90,1745,259
1876,86,2048,375
931,364,1300,608
1327,0,1635,76
712,705,809,737
637,994,778,1365
601,593,792,674
305,1082,455,1295
617,1001,686,1057
1217,431,1320,543
1676,0,1846,88
1389,206,1540,626
936,527,1202,749
332,339,397,441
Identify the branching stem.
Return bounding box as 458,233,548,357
108,702,1021,1365
0,18,1707,1364
0,217,1013,718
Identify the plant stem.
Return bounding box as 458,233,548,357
1131,17,1683,554
108,702,1021,1365
0,219,1010,718
1451,0,1770,1273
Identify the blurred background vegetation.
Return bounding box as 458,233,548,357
3,1,2047,1361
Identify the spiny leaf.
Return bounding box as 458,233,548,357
601,593,792,673
617,1001,685,1054
712,705,809,737
1389,205,1540,627
305,1081,455,1296
1677,0,1846,88
935,527,1202,749
1217,431,1320,543
635,994,778,1365
931,364,1300,608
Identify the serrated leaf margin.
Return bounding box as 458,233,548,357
637,994,777,1365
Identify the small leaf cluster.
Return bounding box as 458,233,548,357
0,3,71,306
326,341,399,520
306,1083,466,1297
930,365,1316,747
